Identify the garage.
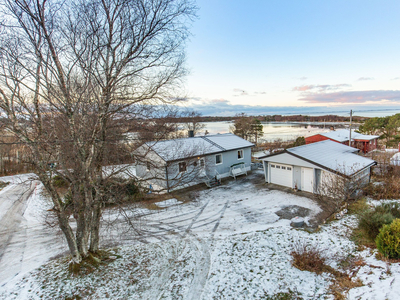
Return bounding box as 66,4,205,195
270,163,293,188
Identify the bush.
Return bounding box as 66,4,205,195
376,218,400,259
291,241,327,274
358,202,400,240
53,175,69,188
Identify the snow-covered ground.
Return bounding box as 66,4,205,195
0,171,400,299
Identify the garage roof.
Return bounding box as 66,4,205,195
261,140,376,176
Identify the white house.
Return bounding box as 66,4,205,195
259,140,376,194
134,133,254,191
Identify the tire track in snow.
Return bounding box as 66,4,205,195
0,183,35,262
184,236,211,300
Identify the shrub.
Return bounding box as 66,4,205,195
291,241,327,274
376,218,400,259
358,202,400,241
53,175,69,188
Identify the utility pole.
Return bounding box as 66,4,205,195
349,110,352,147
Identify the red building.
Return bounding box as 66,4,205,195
305,129,379,153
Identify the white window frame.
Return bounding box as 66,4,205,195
215,154,223,165
237,149,244,160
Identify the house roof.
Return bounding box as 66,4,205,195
145,133,254,162
319,129,379,142
261,140,376,176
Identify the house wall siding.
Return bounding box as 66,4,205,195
214,147,252,177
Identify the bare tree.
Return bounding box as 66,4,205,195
0,0,196,265
316,165,370,211
181,108,205,136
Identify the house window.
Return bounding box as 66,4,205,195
238,149,244,159
216,154,222,165
271,164,275,168
287,167,292,171
146,162,151,171
282,166,286,170
276,165,281,169
179,162,187,172
193,161,198,167
200,159,205,167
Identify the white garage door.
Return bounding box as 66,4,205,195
270,163,293,188
301,167,314,193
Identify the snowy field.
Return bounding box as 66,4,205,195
0,171,400,299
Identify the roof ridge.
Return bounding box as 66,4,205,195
200,136,226,151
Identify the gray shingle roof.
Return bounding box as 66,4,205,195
146,133,254,162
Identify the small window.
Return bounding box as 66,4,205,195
282,166,286,170
271,164,275,168
193,161,198,167
146,162,151,171
200,159,205,167
276,165,281,169
179,162,187,172
287,167,292,171
216,154,222,165
237,149,243,159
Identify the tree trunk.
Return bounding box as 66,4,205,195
89,202,102,253
56,210,82,264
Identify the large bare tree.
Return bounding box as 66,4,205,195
0,0,196,265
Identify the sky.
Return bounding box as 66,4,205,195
182,0,400,117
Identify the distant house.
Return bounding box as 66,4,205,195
134,133,254,191
259,140,376,194
305,129,379,153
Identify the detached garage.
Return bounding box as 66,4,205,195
259,140,376,194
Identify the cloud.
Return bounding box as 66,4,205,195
293,84,351,92
210,98,229,104
233,88,249,96
357,77,374,81
391,77,400,81
298,76,308,80
299,90,400,104
255,91,267,95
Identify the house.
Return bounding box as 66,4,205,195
259,140,376,194
305,129,379,153
134,133,254,191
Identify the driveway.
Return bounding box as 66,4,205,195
0,170,324,290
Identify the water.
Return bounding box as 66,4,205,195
200,121,348,142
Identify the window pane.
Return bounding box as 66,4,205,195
179,162,186,172
216,154,222,164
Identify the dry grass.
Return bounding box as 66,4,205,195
290,241,329,275
291,242,364,299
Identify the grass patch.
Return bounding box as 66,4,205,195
262,290,303,300
0,181,9,190
291,241,364,300
68,250,119,276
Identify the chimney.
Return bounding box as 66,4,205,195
188,130,194,138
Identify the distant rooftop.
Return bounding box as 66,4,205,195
320,129,379,142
